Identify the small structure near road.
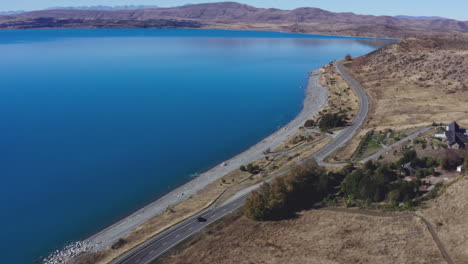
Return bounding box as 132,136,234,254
445,121,468,149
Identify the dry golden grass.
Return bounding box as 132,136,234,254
348,36,468,130
321,63,360,120
160,209,444,264
419,175,468,263
325,36,468,163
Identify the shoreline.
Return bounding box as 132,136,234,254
83,68,328,253
0,28,400,41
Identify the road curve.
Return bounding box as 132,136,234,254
111,60,370,264
314,59,369,164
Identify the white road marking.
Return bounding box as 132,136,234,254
176,234,180,238
188,227,193,231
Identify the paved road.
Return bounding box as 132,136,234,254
359,127,432,164
315,59,369,165
110,196,248,264
111,60,370,264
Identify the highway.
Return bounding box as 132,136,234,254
110,59,370,264
110,196,249,264
314,59,369,164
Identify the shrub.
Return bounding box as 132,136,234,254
440,150,463,170
341,161,398,202
318,113,348,131
111,238,127,250
388,189,401,203
244,161,332,220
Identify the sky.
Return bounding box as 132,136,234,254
2,0,468,21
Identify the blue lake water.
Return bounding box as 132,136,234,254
0,29,393,264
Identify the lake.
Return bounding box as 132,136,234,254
0,29,392,263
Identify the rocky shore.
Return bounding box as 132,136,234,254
41,241,91,264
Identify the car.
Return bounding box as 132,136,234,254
197,216,207,222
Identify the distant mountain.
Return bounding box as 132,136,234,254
1,2,467,38
394,15,448,21
0,10,26,16
46,5,159,11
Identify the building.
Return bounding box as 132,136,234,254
445,121,468,149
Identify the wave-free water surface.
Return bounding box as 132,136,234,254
0,29,393,263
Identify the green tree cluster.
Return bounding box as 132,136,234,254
244,161,338,220
340,161,398,202
439,150,463,170
318,113,348,131
341,160,422,203
240,163,260,174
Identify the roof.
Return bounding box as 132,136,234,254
403,162,414,170
445,121,468,146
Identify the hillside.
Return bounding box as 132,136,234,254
346,34,468,130
159,210,444,264
1,2,468,38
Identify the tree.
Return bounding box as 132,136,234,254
244,160,330,221
388,189,401,204
345,54,352,61
399,149,417,164
244,190,268,220
318,113,348,131
464,151,468,174
304,119,315,128
440,149,463,170
341,161,397,202
267,177,289,216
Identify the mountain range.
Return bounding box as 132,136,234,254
1,2,467,38
0,10,26,16
394,15,448,20
45,5,160,11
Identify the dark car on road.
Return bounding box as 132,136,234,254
197,216,207,222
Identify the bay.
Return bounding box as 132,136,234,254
0,29,392,263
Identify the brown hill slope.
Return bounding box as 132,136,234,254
1,2,468,37
347,35,468,129
158,210,444,264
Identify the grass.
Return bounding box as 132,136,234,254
351,130,387,161
348,37,468,131
157,205,444,264
324,194,420,212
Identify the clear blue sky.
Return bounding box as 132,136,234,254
3,0,468,21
